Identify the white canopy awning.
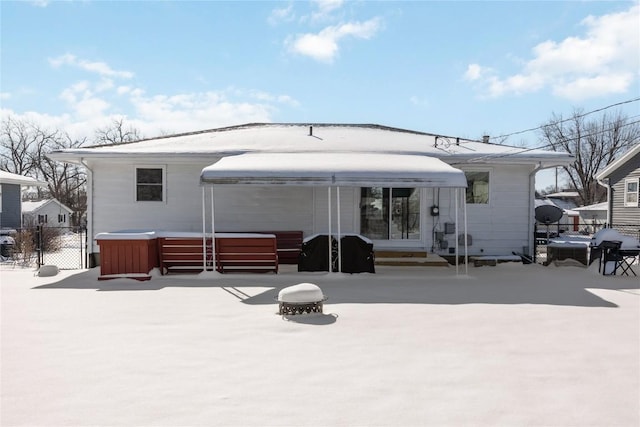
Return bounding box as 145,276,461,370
200,152,468,187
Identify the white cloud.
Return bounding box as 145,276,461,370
49,54,134,79
268,3,295,25
6,50,299,140
29,0,49,7
464,64,486,81
0,92,11,100
465,4,639,100
128,90,274,135
552,73,634,100
287,17,382,63
2,83,298,141
311,0,344,21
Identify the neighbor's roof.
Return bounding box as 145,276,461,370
0,170,47,186
22,199,74,214
544,191,581,198
596,142,640,180
47,123,574,167
573,202,608,212
201,152,468,187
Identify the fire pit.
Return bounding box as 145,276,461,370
277,283,326,315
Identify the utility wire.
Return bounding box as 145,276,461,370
490,97,640,141
466,119,640,163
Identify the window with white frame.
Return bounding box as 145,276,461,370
58,214,66,223
624,177,639,207
38,214,48,224
464,171,490,204
135,166,165,202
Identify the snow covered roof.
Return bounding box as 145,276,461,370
0,170,47,187
596,142,640,180
201,152,468,187
22,199,74,214
543,191,580,198
47,123,574,167
573,202,608,212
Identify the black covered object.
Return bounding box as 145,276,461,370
298,234,375,273
340,235,375,273
298,235,338,272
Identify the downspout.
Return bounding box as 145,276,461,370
529,163,570,258
596,177,611,225
80,158,95,267
528,165,541,259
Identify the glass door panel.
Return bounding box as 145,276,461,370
390,188,420,240
360,187,420,241
360,187,389,239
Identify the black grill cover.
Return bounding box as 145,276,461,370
340,235,375,273
298,234,375,273
298,235,338,272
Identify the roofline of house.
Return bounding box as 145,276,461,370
77,122,481,149
22,198,75,214
47,150,574,168
596,142,640,180
45,122,574,167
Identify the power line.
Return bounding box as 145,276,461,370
491,97,640,141
466,118,640,163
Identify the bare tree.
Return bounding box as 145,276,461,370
0,116,57,177
35,132,88,224
539,109,640,206
1,116,89,225
94,117,142,145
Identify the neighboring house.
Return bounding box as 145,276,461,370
596,143,640,225
573,202,608,233
47,123,573,262
541,194,580,232
0,170,47,230
22,199,74,228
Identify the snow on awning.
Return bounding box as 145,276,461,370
200,152,468,188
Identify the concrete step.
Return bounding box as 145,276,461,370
375,250,428,258
374,251,450,267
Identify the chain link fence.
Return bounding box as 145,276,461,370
0,225,87,270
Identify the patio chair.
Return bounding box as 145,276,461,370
598,240,637,276
618,248,639,277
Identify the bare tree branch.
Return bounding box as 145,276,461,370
538,109,640,205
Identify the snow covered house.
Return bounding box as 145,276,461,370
47,123,573,265
0,170,47,230
596,143,640,225
22,199,74,228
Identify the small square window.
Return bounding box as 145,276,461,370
136,167,164,202
465,171,490,204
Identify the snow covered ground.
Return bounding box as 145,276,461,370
1,262,638,426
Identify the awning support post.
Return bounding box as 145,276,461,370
337,186,342,273
210,186,216,271
455,188,459,275
201,186,207,271
327,187,332,273
463,189,468,275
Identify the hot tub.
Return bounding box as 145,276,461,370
95,230,159,280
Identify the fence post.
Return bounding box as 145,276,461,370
36,225,43,268
533,222,538,264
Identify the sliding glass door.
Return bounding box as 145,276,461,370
360,187,420,241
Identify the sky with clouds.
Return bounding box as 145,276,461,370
1,0,639,155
